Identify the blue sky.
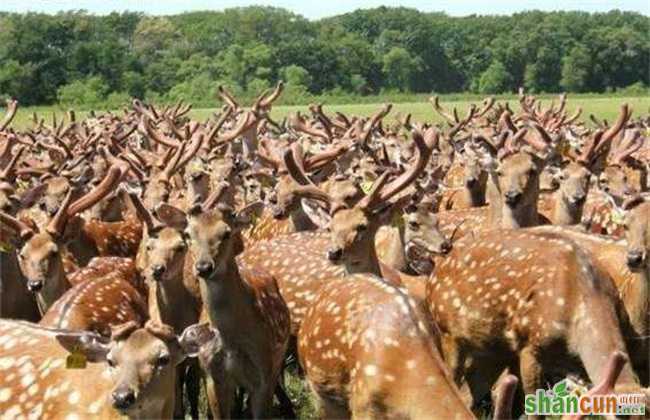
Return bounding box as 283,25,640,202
1,0,647,19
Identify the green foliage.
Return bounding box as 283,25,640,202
0,8,646,106
281,65,312,88
57,76,109,107
478,61,512,94
561,44,591,92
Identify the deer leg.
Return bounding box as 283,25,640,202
204,374,222,419
249,382,274,419
174,364,186,418
274,373,296,418
185,359,201,418
519,346,543,420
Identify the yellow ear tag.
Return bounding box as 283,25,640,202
391,211,405,229
66,346,87,369
360,181,374,195
611,208,625,226
0,241,13,253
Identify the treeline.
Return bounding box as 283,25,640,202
0,7,648,107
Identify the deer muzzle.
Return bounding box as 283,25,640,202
626,250,645,270
111,387,136,411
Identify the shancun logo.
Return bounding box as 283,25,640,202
525,379,645,416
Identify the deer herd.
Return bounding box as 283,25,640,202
0,85,648,419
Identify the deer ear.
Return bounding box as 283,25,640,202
20,184,47,208
155,203,187,230
55,331,110,363
178,323,222,367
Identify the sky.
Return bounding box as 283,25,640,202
0,0,647,19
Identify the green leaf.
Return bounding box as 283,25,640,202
553,380,569,397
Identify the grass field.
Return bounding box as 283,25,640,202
9,95,649,130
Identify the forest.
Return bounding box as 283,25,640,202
0,7,647,107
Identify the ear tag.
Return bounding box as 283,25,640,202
66,346,87,369
260,177,273,189
360,181,373,195
611,207,625,226
0,241,13,253
391,211,405,229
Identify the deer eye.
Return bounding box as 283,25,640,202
175,242,186,252
221,230,231,240
156,354,170,367
496,170,503,177
356,224,367,232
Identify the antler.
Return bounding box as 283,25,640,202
0,211,35,240
430,96,457,125
360,128,436,208
0,99,18,131
66,164,125,216
610,128,643,166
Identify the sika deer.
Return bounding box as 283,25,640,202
426,229,648,411
239,128,436,333
0,165,125,313
530,196,650,385
298,273,474,419
0,319,219,419
129,191,206,418
181,185,291,418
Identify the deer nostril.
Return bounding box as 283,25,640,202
195,261,214,277
327,248,343,261
626,251,644,268
112,389,136,410
504,191,522,207
27,280,43,292
440,241,452,254
152,265,165,280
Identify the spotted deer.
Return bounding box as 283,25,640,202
530,196,650,385
298,273,474,419
128,191,206,418
0,165,125,313
436,106,630,239
426,229,648,412
178,186,291,418
0,319,219,419
38,257,147,336
239,128,437,333
582,127,644,237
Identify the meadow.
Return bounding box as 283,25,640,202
10,95,650,130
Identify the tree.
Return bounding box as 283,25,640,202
478,61,512,94
561,44,591,92
281,65,311,88
382,47,420,92
57,76,109,107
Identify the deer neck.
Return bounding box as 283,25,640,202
342,223,382,276
626,266,650,342
148,254,199,332
553,190,583,226
486,172,502,226
462,183,486,208
199,235,255,342
37,258,71,315
501,184,540,229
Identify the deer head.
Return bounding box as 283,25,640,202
621,197,650,271
130,192,188,284
56,320,220,416
402,197,452,275
1,166,122,308
323,128,436,272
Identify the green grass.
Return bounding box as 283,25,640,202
9,95,649,130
